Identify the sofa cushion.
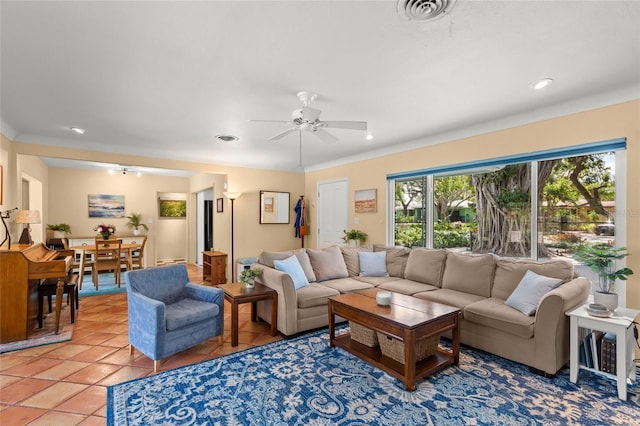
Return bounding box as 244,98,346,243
165,298,220,331
296,283,341,309
413,288,485,309
354,276,401,286
378,279,439,295
373,245,411,277
341,246,373,277
505,270,562,316
274,255,309,290
441,252,495,297
404,248,447,287
492,257,574,300
307,246,349,282
463,298,535,338
259,249,317,283
359,251,388,277
321,277,374,294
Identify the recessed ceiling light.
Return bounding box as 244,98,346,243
215,134,239,142
365,133,374,141
530,78,553,90
70,127,86,134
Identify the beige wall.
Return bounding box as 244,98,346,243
305,100,640,312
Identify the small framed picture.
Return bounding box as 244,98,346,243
216,198,224,213
354,189,377,213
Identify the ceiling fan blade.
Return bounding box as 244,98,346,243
313,128,339,144
320,121,368,131
250,119,291,124
268,127,299,141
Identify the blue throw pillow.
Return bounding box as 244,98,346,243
274,255,310,290
358,251,388,277
505,270,562,316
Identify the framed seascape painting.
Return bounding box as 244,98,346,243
88,194,125,218
354,189,377,213
159,198,187,218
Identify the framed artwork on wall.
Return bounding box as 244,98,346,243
216,198,224,213
158,198,187,218
354,189,377,213
88,194,125,218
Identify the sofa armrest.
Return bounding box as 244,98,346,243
533,277,591,373
255,265,299,335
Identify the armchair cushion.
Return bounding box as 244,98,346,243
165,298,220,331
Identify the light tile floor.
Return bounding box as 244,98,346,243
0,264,282,425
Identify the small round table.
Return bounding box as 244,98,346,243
217,282,278,346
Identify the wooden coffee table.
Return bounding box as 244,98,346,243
328,288,461,391
218,282,278,346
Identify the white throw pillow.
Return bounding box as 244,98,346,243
358,251,388,277
274,255,309,290
505,270,562,316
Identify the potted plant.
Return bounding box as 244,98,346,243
46,223,72,239
574,244,634,311
94,223,116,240
342,229,368,247
125,213,149,236
240,268,262,289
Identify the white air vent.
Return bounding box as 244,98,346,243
397,0,457,22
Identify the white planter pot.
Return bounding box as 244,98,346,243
593,291,618,312
133,229,141,236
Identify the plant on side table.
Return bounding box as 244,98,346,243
240,268,262,289
574,243,634,311
342,229,368,247
46,223,72,239
126,213,149,236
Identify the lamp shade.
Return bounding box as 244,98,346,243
15,210,41,224
223,192,242,200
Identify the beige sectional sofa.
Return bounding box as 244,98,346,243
254,245,590,375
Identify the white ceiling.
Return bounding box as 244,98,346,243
2,1,639,173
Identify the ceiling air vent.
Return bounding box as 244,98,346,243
397,0,458,22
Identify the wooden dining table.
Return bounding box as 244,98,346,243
70,243,141,288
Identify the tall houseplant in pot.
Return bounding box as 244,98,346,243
126,213,148,236
574,244,633,311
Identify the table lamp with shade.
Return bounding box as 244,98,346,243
16,210,41,245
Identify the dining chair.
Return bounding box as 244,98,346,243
130,235,147,270
62,237,93,290
92,238,123,290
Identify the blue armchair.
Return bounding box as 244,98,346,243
125,264,224,372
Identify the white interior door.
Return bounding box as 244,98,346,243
317,178,348,248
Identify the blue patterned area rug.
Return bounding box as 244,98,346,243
107,328,640,425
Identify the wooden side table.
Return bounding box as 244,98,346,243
218,282,278,346
202,251,227,284
567,303,639,400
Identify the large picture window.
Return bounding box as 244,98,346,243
390,139,625,285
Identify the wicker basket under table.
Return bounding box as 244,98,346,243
376,332,440,364
348,321,379,347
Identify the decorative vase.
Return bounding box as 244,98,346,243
593,291,618,312
101,233,110,240
243,279,255,289
133,229,140,236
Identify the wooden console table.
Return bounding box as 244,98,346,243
202,251,227,284
328,288,461,391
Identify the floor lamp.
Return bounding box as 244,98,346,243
223,191,241,282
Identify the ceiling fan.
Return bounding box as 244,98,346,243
251,91,368,143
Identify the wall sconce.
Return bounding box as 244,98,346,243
15,209,41,245
223,191,242,281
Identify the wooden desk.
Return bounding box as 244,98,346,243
70,243,140,286
217,282,278,346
